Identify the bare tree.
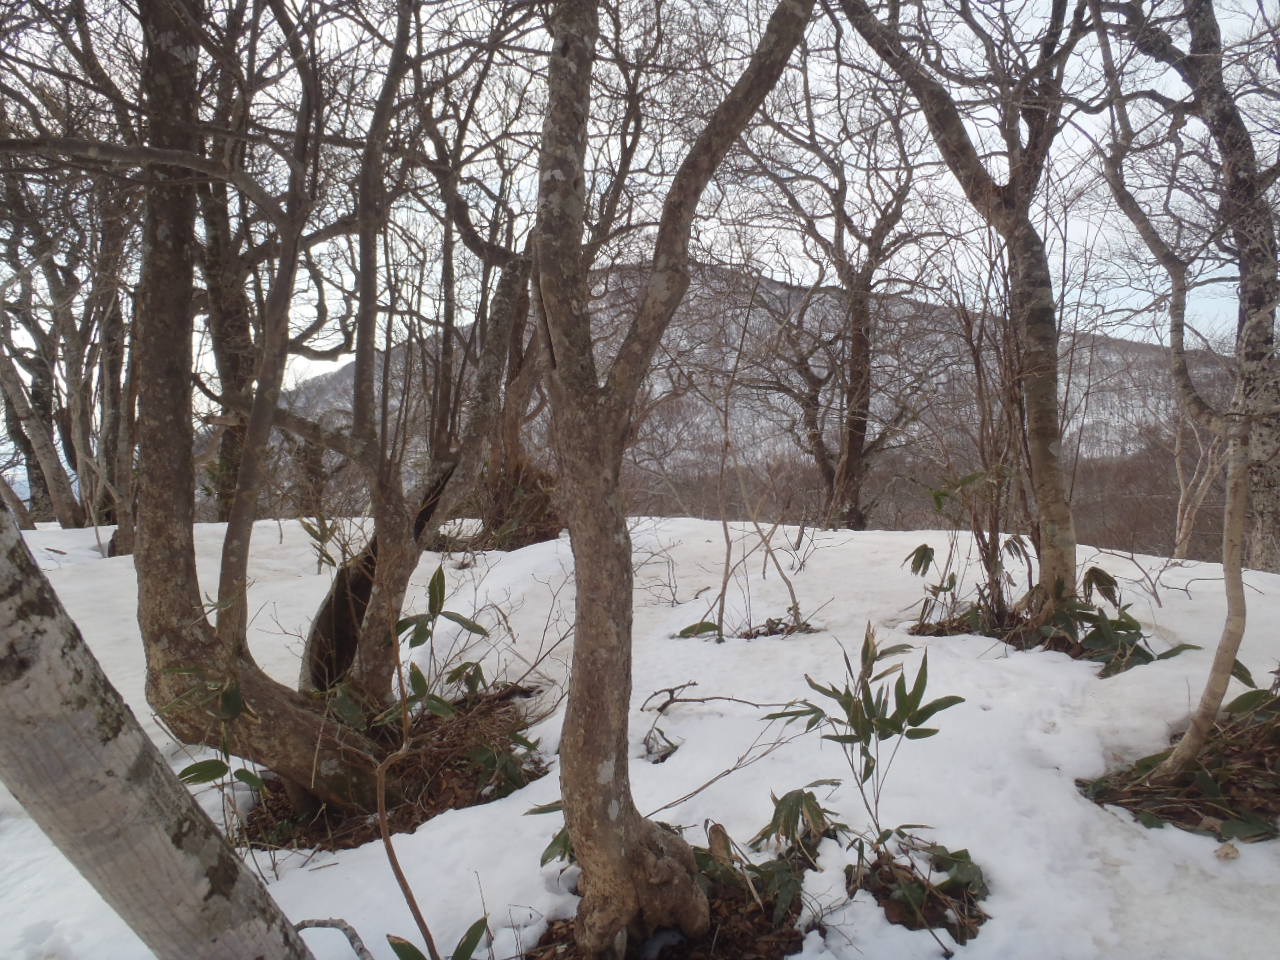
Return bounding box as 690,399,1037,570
835,0,1089,612
732,35,943,529
533,0,814,952
1101,0,1280,572
1092,0,1278,772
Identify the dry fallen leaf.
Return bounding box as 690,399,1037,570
1215,842,1240,861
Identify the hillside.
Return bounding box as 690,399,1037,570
3,520,1277,959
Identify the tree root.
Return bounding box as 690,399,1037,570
575,817,709,957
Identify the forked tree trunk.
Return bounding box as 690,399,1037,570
0,510,315,960
837,0,1081,610
4,397,54,522
0,349,85,528
132,0,388,812
535,0,814,953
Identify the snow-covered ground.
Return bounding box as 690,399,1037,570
3,518,1278,960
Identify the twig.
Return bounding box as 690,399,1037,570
645,721,804,818
640,681,793,714
377,750,443,960
296,918,376,960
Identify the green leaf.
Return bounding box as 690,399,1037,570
408,664,429,700
903,727,939,739
1224,689,1275,713
1131,750,1172,776
1231,659,1257,688
1155,643,1201,660
178,758,229,784
905,653,928,714
451,917,488,960
1192,769,1222,798
892,672,909,718
1083,566,1121,607
232,768,265,790
903,544,934,577
439,610,489,636
509,731,538,751
524,800,563,816
428,566,446,617
1134,810,1166,830
411,619,433,649
540,826,574,865
421,694,456,718
397,614,426,634
677,620,720,638
822,733,865,745
908,695,965,726
331,690,366,728
1219,814,1278,841
398,614,434,648
387,936,430,960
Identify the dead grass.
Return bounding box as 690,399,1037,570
1079,705,1280,843
241,685,545,851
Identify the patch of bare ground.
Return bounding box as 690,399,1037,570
241,685,544,851
1080,696,1280,843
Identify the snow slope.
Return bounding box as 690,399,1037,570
3,518,1278,960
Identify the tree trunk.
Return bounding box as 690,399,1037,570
4,396,53,522
1007,226,1077,605
0,471,33,528
553,423,709,957
1155,412,1250,777
0,509,315,960
133,0,387,812
200,180,256,523
0,349,86,527
1113,0,1280,571
827,279,873,531
300,462,456,703
837,0,1081,608
534,1,815,952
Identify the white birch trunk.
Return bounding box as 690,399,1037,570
1155,411,1250,778
0,509,314,960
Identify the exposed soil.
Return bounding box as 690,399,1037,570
240,685,544,851
1080,705,1280,842
524,880,805,960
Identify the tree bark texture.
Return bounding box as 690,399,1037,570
1007,229,1078,600
0,509,315,960
0,346,85,528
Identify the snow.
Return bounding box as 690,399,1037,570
3,518,1279,959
